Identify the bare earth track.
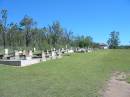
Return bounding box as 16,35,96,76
102,72,130,97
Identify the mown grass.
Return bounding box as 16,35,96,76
0,49,130,97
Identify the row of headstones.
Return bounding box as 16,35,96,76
3,48,93,60
3,48,66,60
4,47,91,57
75,48,93,53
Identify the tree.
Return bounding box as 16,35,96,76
7,23,23,48
20,15,34,47
48,21,64,48
1,9,8,48
0,9,96,50
92,42,100,48
107,31,120,49
73,35,93,48
0,20,3,46
63,29,73,47
84,36,93,48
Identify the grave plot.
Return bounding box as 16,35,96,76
0,48,63,67
0,47,93,67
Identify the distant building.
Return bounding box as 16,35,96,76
99,43,108,49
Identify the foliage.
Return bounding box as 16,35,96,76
1,9,8,48
118,45,130,49
107,31,120,49
73,35,93,48
0,9,95,50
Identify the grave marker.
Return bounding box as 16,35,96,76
15,50,20,60
51,51,56,59
4,49,8,55
42,51,46,61
57,49,62,58
26,50,33,60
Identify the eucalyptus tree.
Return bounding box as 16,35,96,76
0,9,96,50
72,35,93,48
62,29,73,47
1,9,8,48
0,20,3,46
20,15,34,47
7,23,23,48
40,27,50,49
107,31,120,49
84,36,93,48
48,21,64,48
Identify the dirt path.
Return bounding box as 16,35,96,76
102,72,130,97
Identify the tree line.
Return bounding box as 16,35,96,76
0,9,124,50
0,9,96,50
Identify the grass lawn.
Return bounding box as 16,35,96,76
0,49,130,97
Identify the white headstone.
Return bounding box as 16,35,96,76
61,48,65,53
3,49,9,59
33,48,36,52
15,50,20,60
68,49,74,53
23,50,26,55
53,48,56,51
46,50,51,60
19,51,22,54
26,50,32,60
47,50,49,54
57,49,62,58
42,51,46,61
29,50,33,57
5,49,8,55
51,51,56,59
15,50,19,56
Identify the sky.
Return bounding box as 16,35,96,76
0,0,130,45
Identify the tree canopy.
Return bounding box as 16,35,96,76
107,31,120,49
0,9,101,50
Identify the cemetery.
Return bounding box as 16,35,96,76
1,1,130,97
0,48,63,67
0,47,94,67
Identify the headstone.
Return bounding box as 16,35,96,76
33,48,36,52
23,50,26,55
26,50,32,60
46,50,51,60
3,49,9,59
57,49,62,58
53,48,56,51
19,51,22,54
51,51,56,59
68,48,74,53
47,50,49,54
15,50,20,60
29,50,33,57
4,49,8,55
88,48,92,53
42,51,46,61
61,48,65,53
87,47,92,53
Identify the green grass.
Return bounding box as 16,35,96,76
0,49,130,97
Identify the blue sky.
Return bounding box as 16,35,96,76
0,0,130,45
